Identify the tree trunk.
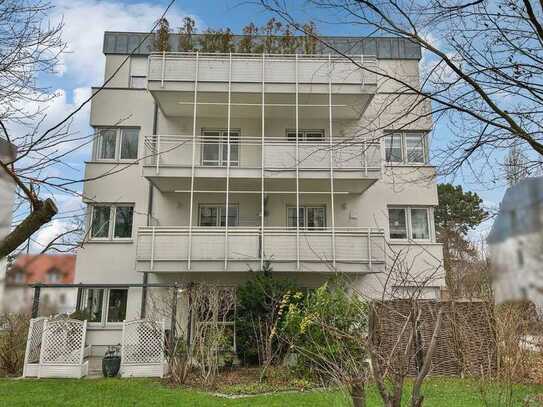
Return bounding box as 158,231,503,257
0,198,57,258
350,382,366,407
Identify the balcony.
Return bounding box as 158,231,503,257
142,135,382,193
135,227,385,273
147,53,377,119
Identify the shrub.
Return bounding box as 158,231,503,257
235,262,302,366
0,313,29,377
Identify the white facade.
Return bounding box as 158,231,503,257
74,33,444,351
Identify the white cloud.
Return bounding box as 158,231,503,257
51,0,198,86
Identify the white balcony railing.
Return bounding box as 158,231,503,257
148,52,378,87
143,135,382,174
136,226,385,273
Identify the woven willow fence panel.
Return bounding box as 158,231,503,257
372,300,497,377
40,318,87,365
121,319,165,365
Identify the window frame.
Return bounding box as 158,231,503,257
129,75,147,89
388,206,433,241
198,204,240,227
79,288,129,327
286,129,325,143
287,205,327,230
89,204,135,241
384,132,428,165
200,129,240,167
93,127,140,162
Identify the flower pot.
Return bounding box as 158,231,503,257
102,355,121,377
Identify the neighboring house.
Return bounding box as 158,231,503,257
3,254,76,314
0,138,17,314
488,176,543,308
74,32,444,352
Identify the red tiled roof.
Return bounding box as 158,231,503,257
11,254,76,284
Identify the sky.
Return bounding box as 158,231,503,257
19,0,503,250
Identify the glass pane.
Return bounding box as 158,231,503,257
114,206,134,238
120,129,139,159
389,208,407,239
307,207,326,229
107,289,128,322
411,208,429,239
385,134,402,163
83,289,104,322
220,207,239,227
130,76,147,88
200,207,218,226
202,131,220,166
91,206,111,238
306,132,324,143
98,129,116,160
406,134,424,163
287,207,304,228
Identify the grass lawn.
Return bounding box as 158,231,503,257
0,377,541,406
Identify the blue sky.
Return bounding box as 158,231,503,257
23,0,501,249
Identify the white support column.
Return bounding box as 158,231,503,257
295,54,300,272
328,55,336,269
187,52,199,271
224,53,233,271
260,53,266,270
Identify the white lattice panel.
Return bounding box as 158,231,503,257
25,318,46,365
121,320,164,365
40,319,86,365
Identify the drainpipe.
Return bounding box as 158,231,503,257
140,101,159,318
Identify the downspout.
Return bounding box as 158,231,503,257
140,101,158,318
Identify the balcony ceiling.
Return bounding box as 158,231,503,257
152,90,372,119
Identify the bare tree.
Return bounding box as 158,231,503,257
260,0,543,183
0,0,176,259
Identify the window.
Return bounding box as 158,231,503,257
78,288,128,325
94,128,139,161
90,204,134,240
286,129,325,143
47,268,62,283
388,208,407,239
384,132,427,164
130,75,147,88
199,205,239,227
287,206,326,229
201,130,239,167
388,207,432,240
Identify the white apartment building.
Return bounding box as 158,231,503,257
75,32,444,349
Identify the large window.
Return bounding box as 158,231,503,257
199,205,239,227
287,206,326,229
94,128,139,161
201,130,239,166
384,132,427,164
286,129,325,143
78,288,128,325
90,204,134,240
388,207,432,240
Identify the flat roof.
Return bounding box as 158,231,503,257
103,31,422,60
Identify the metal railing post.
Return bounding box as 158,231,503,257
150,226,156,271
295,54,300,272
328,54,336,269
161,50,166,88
224,52,233,271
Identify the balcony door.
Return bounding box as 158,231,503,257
201,130,239,167
199,205,239,227
287,206,326,230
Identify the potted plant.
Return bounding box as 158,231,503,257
102,345,121,377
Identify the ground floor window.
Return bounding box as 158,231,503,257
287,206,326,229
77,288,128,325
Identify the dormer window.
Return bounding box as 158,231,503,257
47,268,62,283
